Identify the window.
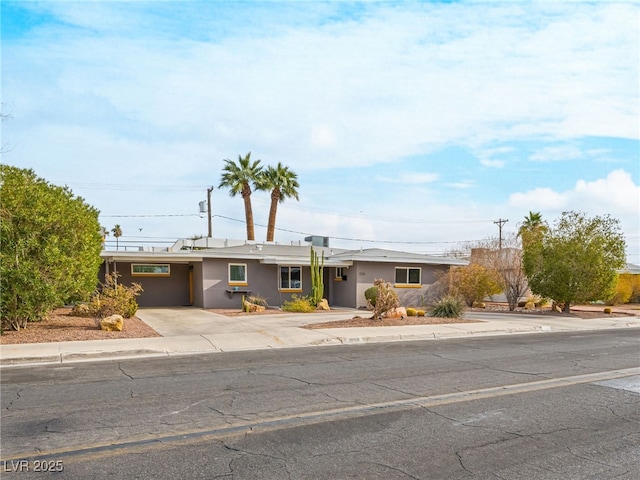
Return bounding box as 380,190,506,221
280,266,302,290
228,263,247,285
131,264,170,277
335,267,346,281
395,267,421,286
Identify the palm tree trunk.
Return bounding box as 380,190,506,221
267,199,278,242
242,191,255,241
266,190,280,242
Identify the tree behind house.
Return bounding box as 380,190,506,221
111,224,122,250
218,152,263,241
523,211,626,312
258,162,300,242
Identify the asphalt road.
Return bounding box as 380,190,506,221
2,330,639,479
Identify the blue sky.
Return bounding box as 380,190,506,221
2,1,639,262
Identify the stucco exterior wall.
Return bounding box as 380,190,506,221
201,258,319,309
328,266,356,308
352,261,449,309
106,261,191,307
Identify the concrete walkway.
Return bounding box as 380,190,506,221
1,307,639,367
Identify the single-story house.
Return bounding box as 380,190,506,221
100,238,468,309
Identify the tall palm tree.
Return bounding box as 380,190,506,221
259,163,300,242
218,152,263,241
111,224,122,250
517,211,546,246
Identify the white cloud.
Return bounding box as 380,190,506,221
480,159,505,168
376,173,439,185
509,188,568,210
310,125,337,149
573,169,640,215
3,2,638,261
530,145,584,162
508,168,639,219
6,1,637,172
446,181,475,190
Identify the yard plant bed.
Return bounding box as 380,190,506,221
1,304,635,345
304,315,480,329
0,308,162,345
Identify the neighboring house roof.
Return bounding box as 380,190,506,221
330,248,468,266
102,240,467,267
623,263,640,274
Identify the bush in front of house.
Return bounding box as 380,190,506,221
430,295,464,318
369,279,400,320
72,273,142,319
364,286,378,307
282,295,316,313
246,295,269,307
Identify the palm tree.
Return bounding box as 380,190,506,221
111,224,122,250
259,162,300,242
517,211,546,246
218,152,263,241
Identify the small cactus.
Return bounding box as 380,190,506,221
604,307,612,314
417,310,425,317
406,308,417,317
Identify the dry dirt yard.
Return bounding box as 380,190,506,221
0,308,161,345
1,304,636,345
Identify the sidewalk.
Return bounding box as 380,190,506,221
1,307,639,367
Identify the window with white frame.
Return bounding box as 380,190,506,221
395,267,421,285
279,266,302,290
335,267,346,280
228,263,247,285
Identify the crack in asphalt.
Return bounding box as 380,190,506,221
566,444,621,470
4,387,23,411
366,381,418,398
252,370,317,386
223,439,290,476
364,461,422,479
118,363,134,380
454,449,474,476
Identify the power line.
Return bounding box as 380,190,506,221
101,214,201,218
213,215,477,246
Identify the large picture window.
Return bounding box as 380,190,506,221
395,267,421,286
228,263,247,285
131,263,170,277
280,266,302,290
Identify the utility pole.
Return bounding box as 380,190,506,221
494,218,508,249
207,186,213,238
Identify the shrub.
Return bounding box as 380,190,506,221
603,307,612,314
417,310,425,317
524,301,535,310
83,273,143,319
472,301,485,309
246,295,269,307
447,264,502,307
70,303,92,317
370,279,400,319
364,286,378,307
607,274,638,305
282,295,316,313
406,308,417,317
430,296,464,318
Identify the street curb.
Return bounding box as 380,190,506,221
2,323,638,368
